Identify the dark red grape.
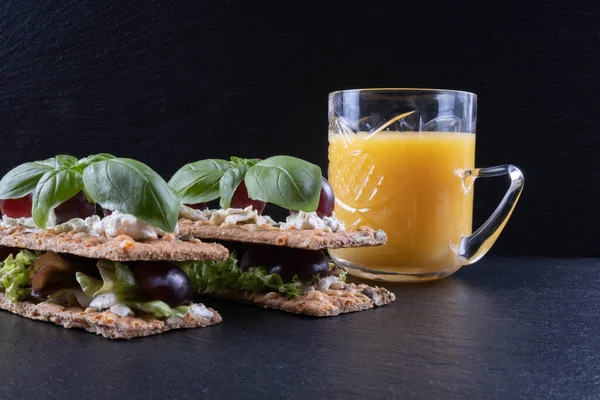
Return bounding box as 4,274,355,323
0,194,33,218
289,177,335,218
132,262,193,305
267,249,329,281
239,244,276,270
102,208,112,217
316,177,335,218
54,192,97,224
186,202,208,210
231,181,266,214
240,245,329,281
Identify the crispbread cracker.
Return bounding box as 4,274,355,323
0,293,222,339
0,225,228,262
214,283,395,317
178,220,387,250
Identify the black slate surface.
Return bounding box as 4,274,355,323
0,257,598,399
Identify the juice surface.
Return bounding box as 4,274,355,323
328,131,476,273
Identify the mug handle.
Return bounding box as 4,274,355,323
458,164,524,265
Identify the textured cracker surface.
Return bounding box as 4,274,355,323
0,293,222,339
215,283,395,317
178,220,387,250
0,225,228,262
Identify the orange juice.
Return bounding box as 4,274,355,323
328,131,476,275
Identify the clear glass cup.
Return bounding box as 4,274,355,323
328,88,524,282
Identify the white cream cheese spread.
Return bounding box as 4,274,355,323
280,211,345,232
179,205,277,227
179,206,345,232
3,211,172,241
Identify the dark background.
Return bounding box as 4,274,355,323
0,0,598,256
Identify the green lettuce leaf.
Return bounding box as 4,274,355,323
125,300,191,319
0,250,38,302
75,260,190,319
75,272,103,297
179,253,301,297
47,288,80,306
92,260,140,300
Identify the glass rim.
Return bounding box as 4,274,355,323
328,88,477,98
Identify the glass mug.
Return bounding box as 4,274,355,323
328,89,524,282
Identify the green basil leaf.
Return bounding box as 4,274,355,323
32,168,83,228
0,161,54,199
55,155,79,168
82,158,180,232
168,159,230,204
77,154,116,170
37,157,59,168
245,156,322,211
230,157,261,167
219,166,248,209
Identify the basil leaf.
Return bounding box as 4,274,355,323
32,168,83,228
37,157,59,168
82,158,180,232
0,161,55,199
76,154,116,170
245,156,322,211
168,159,230,204
55,155,79,168
219,166,247,209
230,157,261,167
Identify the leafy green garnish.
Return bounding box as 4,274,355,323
180,253,301,297
0,250,38,302
0,160,56,199
170,156,322,212
82,158,181,232
245,156,322,212
125,300,191,319
77,260,140,300
0,154,180,233
76,261,190,319
32,168,84,228
47,288,80,306
168,159,231,204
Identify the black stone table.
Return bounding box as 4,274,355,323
0,257,598,399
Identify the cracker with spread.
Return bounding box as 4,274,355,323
0,155,225,339
169,156,395,316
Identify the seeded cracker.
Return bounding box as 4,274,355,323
0,293,222,339
178,220,387,250
216,283,394,317
0,225,228,338
0,225,228,262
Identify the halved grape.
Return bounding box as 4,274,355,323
54,192,97,224
268,248,329,281
239,244,276,270
316,177,335,218
231,181,266,214
132,262,193,305
240,245,329,281
0,194,33,218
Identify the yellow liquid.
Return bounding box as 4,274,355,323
328,131,475,274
